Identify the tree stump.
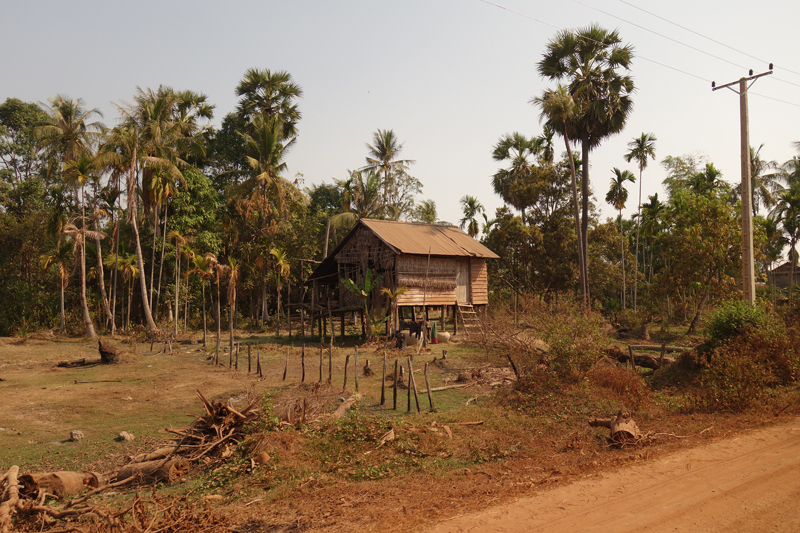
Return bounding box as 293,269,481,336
99,338,122,364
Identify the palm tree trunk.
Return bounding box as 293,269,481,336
93,219,112,331
127,155,158,332
619,210,626,310
229,295,235,360
59,280,66,332
214,281,222,363
79,189,97,338
174,245,180,337
563,136,587,307
633,167,643,314
201,282,207,348
148,207,159,309
580,134,591,303
155,204,169,321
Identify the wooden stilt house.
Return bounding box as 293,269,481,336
305,219,498,338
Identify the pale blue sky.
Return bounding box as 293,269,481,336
4,0,799,228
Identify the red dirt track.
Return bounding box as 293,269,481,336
430,418,800,532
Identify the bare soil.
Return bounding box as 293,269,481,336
429,418,800,532
2,332,799,532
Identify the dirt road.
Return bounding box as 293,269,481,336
430,419,800,532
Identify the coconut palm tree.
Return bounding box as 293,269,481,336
606,168,635,309
168,230,188,337
270,247,290,320
532,85,587,305
362,129,415,207
491,132,542,211
331,169,398,229
227,258,241,359
624,133,657,312
105,247,139,331
236,113,303,220
188,252,213,348
35,95,104,181
773,185,800,295
538,25,635,296
748,144,782,217
459,196,484,238
40,241,72,332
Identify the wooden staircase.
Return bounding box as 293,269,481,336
456,304,485,342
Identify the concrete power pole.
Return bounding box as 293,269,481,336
712,65,773,304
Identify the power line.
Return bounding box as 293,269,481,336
573,0,750,71
617,0,800,79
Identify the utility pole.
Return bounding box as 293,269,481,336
712,65,773,304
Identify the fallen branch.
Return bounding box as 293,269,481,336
417,382,476,394
65,476,135,509
331,393,362,419
628,344,690,353
74,380,122,384
450,421,484,426
0,465,20,533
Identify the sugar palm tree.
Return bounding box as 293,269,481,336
40,241,72,332
538,25,635,296
459,195,484,238
236,68,303,137
624,133,657,312
606,168,635,309
532,85,587,305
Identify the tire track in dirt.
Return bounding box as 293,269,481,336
430,420,800,532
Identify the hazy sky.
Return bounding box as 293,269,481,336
4,0,799,229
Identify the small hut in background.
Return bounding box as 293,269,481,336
304,219,498,339
768,261,800,289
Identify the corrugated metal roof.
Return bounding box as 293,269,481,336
359,219,499,258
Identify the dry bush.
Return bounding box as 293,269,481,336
587,364,650,410
487,295,608,383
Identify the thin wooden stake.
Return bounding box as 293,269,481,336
257,350,262,377
301,344,306,383
343,354,350,393
407,360,412,412
319,346,323,383
248,344,252,374
380,350,387,406
393,359,398,410
329,337,333,383
628,345,635,371
282,348,288,381
660,342,666,368
235,343,239,371
354,346,359,393
424,362,435,412
408,357,421,413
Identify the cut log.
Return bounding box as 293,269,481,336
127,446,178,464
0,466,20,533
589,410,641,445
628,344,690,353
604,346,675,369
18,471,101,499
99,338,122,364
115,457,189,484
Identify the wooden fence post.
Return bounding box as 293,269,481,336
343,354,350,393
235,343,239,371
301,344,306,383
257,349,262,377
380,350,387,406
248,344,251,374
319,346,323,383
354,346,359,393
392,359,398,410
282,348,288,381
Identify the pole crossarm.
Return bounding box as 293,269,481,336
712,68,773,92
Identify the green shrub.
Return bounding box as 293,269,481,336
706,300,768,343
